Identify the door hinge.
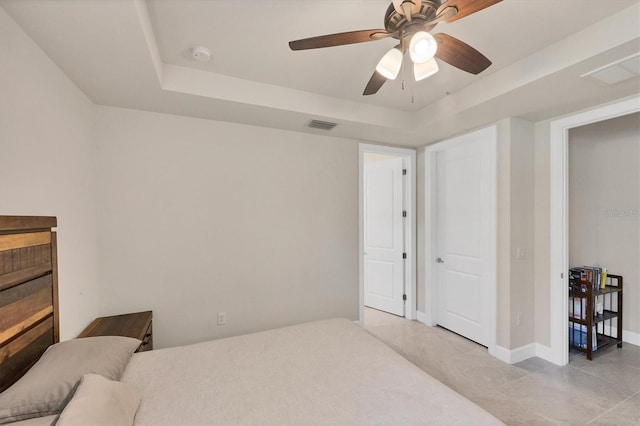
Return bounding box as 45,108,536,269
403,294,407,301
402,210,407,218
402,168,407,175
402,253,407,259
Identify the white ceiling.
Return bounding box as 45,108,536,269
2,0,639,146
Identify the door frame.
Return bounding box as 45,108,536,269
359,143,417,324
549,95,639,366
424,126,498,356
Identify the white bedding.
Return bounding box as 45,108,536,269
122,319,502,425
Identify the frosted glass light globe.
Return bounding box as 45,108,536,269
414,58,439,81
376,47,403,80
409,32,437,64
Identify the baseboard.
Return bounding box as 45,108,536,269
623,329,640,346
492,345,511,363
416,311,427,324
491,339,640,365
534,343,553,363
493,343,555,364
582,326,640,346
511,343,539,363
494,343,538,364
519,334,635,366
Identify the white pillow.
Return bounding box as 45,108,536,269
56,374,141,426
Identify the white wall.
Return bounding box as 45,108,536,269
533,119,552,346
569,113,639,335
495,118,536,349
94,106,359,348
0,7,98,339
507,118,536,349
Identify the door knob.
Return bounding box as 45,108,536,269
436,257,444,263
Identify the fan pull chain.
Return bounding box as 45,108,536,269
400,32,406,91
402,53,414,103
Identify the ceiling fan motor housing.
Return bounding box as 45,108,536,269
385,0,441,37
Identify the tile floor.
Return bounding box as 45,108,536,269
363,307,640,425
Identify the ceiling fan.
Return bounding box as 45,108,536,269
288,0,502,95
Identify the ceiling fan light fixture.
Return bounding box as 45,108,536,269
414,57,439,81
287,0,501,96
409,31,437,64
375,47,403,80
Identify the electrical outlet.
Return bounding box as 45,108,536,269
217,312,226,326
516,248,526,260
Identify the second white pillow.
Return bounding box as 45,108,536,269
56,374,141,426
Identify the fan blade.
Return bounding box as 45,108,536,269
289,29,389,51
433,33,491,74
436,0,502,23
363,71,387,96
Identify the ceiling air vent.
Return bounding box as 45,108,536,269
307,119,338,131
581,53,640,86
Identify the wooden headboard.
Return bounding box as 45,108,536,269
0,216,59,392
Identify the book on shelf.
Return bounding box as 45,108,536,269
568,323,597,351
568,265,607,293
569,297,587,320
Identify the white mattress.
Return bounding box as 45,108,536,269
121,319,502,425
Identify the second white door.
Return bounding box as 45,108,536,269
364,157,405,316
435,132,495,346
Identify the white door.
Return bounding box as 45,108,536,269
364,157,405,316
435,136,494,346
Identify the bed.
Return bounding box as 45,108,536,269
0,216,502,425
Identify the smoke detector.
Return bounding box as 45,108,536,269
191,46,211,63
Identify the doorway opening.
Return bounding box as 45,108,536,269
567,113,639,363
359,144,416,324
549,95,639,366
